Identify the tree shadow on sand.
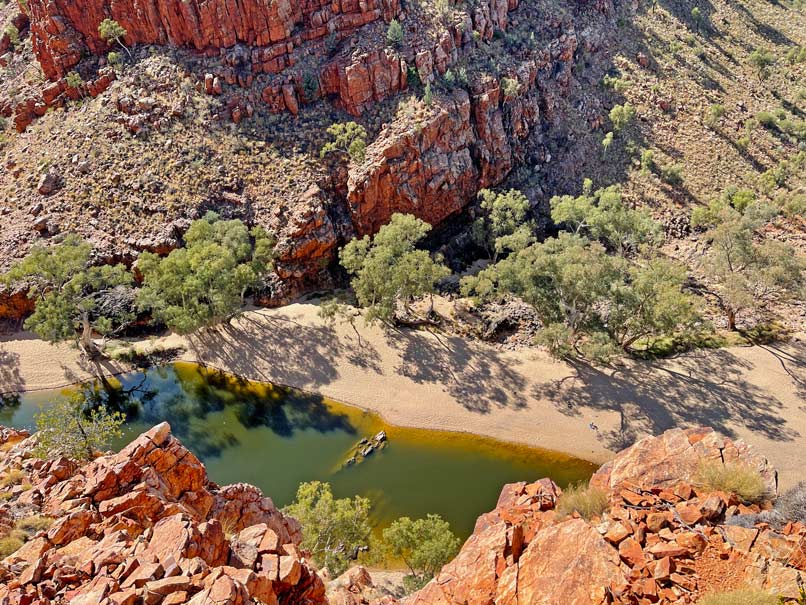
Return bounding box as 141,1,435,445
191,312,383,391
540,344,802,451
0,349,24,395
387,329,529,414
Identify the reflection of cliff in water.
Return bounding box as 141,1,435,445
77,362,356,458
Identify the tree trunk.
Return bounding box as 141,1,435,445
79,314,101,359
726,308,737,331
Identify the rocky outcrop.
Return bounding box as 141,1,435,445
388,427,804,604
0,422,324,604
23,0,400,80
346,32,576,236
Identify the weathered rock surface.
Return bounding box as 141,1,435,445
384,427,803,605
0,422,324,604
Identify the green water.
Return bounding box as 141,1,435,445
4,363,596,538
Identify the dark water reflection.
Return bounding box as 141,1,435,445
11,363,596,537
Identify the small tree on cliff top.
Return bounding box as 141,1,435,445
2,235,134,358
99,19,131,58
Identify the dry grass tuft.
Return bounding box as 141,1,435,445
555,482,609,521
694,461,770,504
0,536,24,558
0,470,25,488
15,515,53,533
697,588,779,605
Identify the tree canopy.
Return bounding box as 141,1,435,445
136,213,275,335
692,199,803,330
284,481,373,577
2,235,133,357
340,213,450,325
471,188,534,261
383,514,460,592
33,392,125,461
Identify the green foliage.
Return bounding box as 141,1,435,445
98,19,127,45
383,515,460,593
107,51,122,66
285,481,372,577
15,515,53,533
33,393,125,461
462,231,697,359
609,103,636,133
695,461,769,503
705,104,725,129
4,24,19,49
555,483,609,520
602,73,630,93
786,46,806,64
471,189,534,261
2,235,133,356
601,131,614,156
501,77,521,99
640,149,655,174
65,71,83,90
749,48,776,78
693,201,803,330
302,72,319,102
136,214,275,335
423,82,433,106
757,111,778,129
320,122,368,163
549,184,662,255
661,163,684,185
386,19,404,47
340,214,450,325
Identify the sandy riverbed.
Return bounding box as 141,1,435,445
1,302,804,488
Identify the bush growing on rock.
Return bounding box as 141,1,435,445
383,514,460,593
320,121,368,163
694,461,769,503
33,392,125,461
775,481,806,524
0,536,24,558
137,213,276,335
555,482,609,520
2,235,134,358
284,481,373,577
98,18,130,58
609,102,636,133
387,19,404,47
340,213,450,326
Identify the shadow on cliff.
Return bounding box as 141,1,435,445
539,341,803,451
386,329,529,413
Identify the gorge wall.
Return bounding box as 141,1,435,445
1,0,617,321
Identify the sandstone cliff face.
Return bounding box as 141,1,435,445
24,0,400,80
0,422,324,604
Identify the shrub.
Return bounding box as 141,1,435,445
694,461,769,503
705,104,725,128
775,480,806,524
501,77,521,99
661,163,684,185
757,111,777,129
386,19,403,47
602,73,630,92
15,515,53,533
302,72,319,102
4,24,19,49
601,131,614,156
107,51,122,66
698,588,778,605
749,49,776,78
0,536,24,558
640,149,655,173
423,82,433,106
65,71,83,90
0,469,25,488
555,483,609,520
609,103,636,133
